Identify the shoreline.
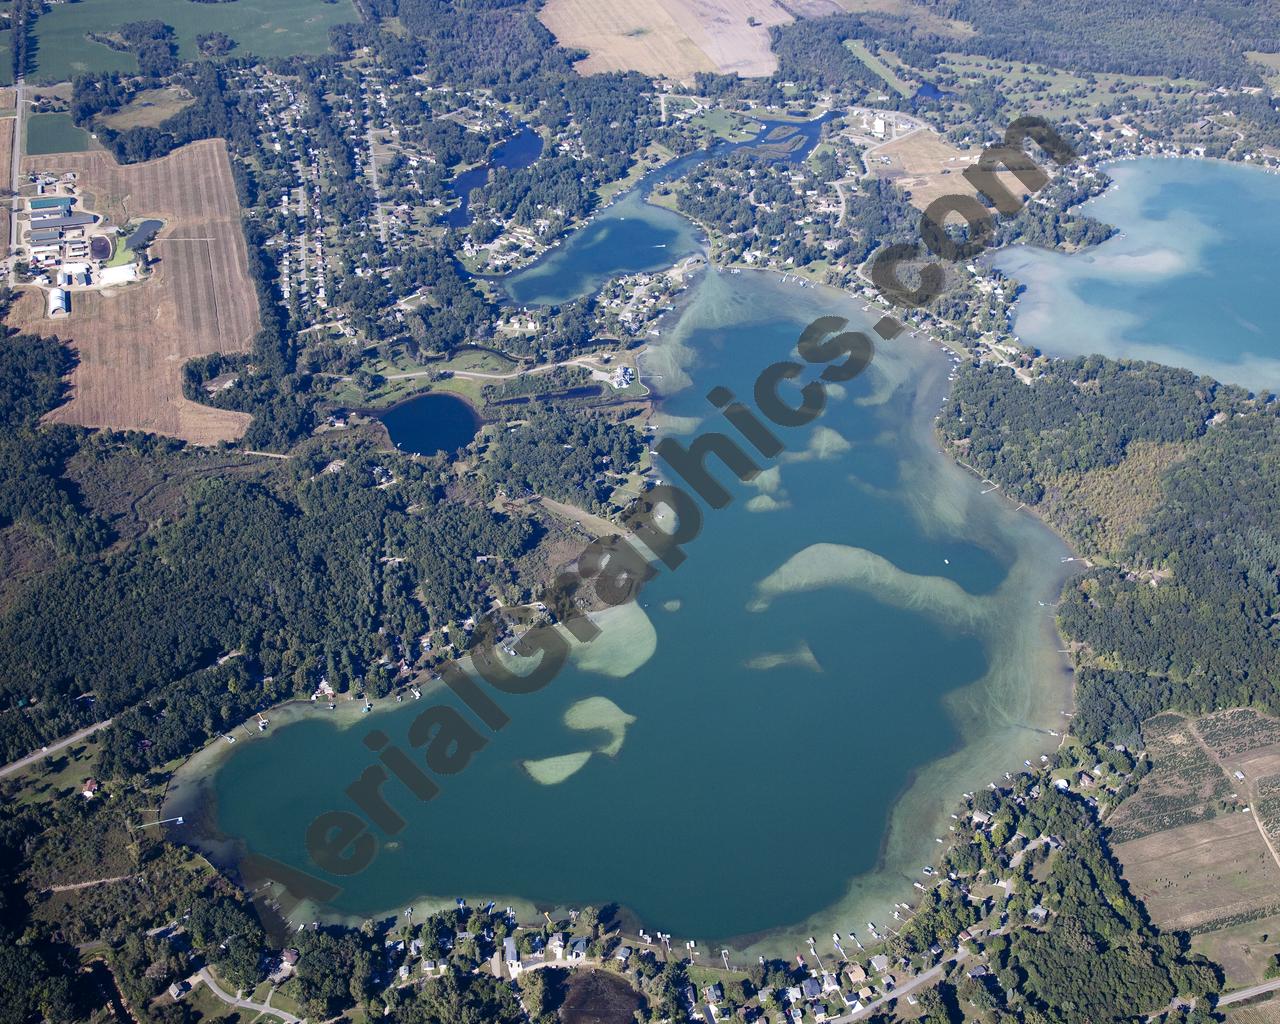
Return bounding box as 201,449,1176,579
168,206,1079,961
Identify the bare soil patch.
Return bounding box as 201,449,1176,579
15,140,258,444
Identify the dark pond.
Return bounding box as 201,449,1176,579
443,125,544,228
126,219,163,249
378,392,481,455
913,81,952,103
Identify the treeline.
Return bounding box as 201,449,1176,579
0,310,107,559
941,357,1280,749
889,775,1219,1020
943,0,1278,87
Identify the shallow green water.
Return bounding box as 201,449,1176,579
182,263,1071,950
992,157,1280,391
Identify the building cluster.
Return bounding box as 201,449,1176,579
17,174,142,318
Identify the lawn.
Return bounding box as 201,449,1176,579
25,112,95,155
844,40,913,96
29,0,359,84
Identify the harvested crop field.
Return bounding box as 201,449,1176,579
540,0,834,78
16,140,258,444
1115,811,1280,933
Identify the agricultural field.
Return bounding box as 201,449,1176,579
539,0,823,79
24,112,95,156
16,140,259,444
1228,1001,1280,1024
28,0,358,84
1113,712,1280,989
1191,913,1280,990
1114,811,1280,934
1107,714,1232,843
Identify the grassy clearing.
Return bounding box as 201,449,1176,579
30,0,357,83
844,39,912,96
1191,913,1280,990
937,52,1204,119
25,112,95,155
100,86,193,131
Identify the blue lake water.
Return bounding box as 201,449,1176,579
502,115,838,306
992,157,1280,391
443,125,545,229
179,115,1073,954
379,393,481,455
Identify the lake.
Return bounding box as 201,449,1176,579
443,125,544,229
992,157,1280,392
169,116,1072,953
378,393,481,455
501,114,838,307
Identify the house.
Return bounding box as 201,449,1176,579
399,964,410,979
81,778,100,799
801,977,822,1000
842,993,863,1010
785,985,803,1004
568,937,588,961
967,965,989,979
421,959,437,974
503,937,521,972
704,983,724,1003
548,933,565,960
282,948,299,967
844,963,867,985
1029,905,1049,924
168,981,189,1000
821,973,839,993
869,953,890,974
614,946,632,964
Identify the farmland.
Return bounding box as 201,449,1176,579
1113,712,1280,991
539,0,812,79
15,140,259,444
28,0,358,84
25,112,94,156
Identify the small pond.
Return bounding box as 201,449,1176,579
378,392,481,455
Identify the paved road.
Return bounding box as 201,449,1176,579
828,948,972,1022
1219,977,1280,1007
196,967,303,1023
0,718,113,780
9,75,24,287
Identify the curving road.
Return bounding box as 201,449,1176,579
196,967,303,1024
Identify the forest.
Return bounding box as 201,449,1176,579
483,405,644,514
941,357,1280,750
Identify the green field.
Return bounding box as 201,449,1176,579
29,0,358,84
25,112,94,155
0,29,12,87
844,39,913,96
